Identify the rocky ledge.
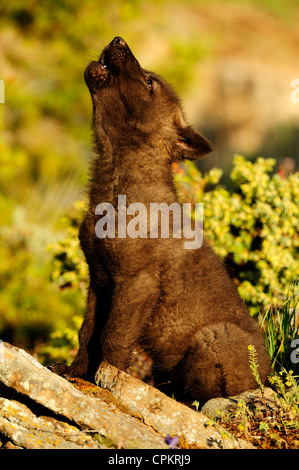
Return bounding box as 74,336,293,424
0,342,276,449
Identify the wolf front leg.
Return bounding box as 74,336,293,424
100,273,159,372
64,282,112,380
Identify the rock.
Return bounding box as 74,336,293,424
201,387,277,420
0,397,99,449
96,361,254,449
0,342,256,449
0,342,166,449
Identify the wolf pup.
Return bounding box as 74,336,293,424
51,37,270,402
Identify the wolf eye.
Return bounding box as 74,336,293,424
146,79,153,89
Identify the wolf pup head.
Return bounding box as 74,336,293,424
84,37,212,161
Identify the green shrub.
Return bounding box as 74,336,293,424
49,199,88,294
0,195,84,354
38,199,88,364
173,155,299,313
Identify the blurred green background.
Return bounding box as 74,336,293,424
0,0,298,361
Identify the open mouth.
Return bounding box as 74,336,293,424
84,37,132,91
84,47,119,90
98,50,110,72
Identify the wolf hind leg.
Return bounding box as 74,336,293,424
179,322,270,402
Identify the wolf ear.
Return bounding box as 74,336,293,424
174,125,213,161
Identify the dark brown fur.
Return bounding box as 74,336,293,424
51,37,271,402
